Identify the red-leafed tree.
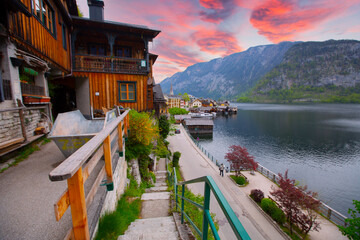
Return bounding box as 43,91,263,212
296,186,321,238
271,170,321,238
225,145,258,177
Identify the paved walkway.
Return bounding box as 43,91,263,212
0,141,71,240
168,124,346,240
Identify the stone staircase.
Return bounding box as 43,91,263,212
118,160,180,240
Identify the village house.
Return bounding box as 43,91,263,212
190,99,202,108
0,0,77,150
54,0,161,119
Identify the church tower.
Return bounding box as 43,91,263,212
170,81,174,96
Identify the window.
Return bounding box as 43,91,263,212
31,0,56,36
62,23,67,50
88,44,107,56
118,82,136,102
114,46,132,58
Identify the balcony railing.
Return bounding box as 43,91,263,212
74,55,148,74
20,82,45,96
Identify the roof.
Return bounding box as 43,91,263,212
153,84,166,103
185,119,214,126
72,16,161,40
174,115,192,120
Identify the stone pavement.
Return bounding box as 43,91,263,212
0,141,71,240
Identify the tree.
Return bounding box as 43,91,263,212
339,200,360,240
271,170,302,235
271,170,321,237
225,145,258,177
126,110,158,160
296,186,321,237
182,93,190,102
168,107,189,115
158,115,170,139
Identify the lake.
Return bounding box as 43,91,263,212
199,103,360,217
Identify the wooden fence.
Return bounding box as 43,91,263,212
49,109,129,240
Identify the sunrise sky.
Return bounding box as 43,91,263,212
77,0,360,83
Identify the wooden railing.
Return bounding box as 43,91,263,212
49,109,130,240
74,55,148,74
20,82,45,96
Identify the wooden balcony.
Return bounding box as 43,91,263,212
74,55,148,75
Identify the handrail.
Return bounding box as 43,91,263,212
49,109,130,240
49,110,129,181
168,165,250,240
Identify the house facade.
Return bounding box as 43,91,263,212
0,0,77,148
58,0,160,119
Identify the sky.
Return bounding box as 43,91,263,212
77,0,360,83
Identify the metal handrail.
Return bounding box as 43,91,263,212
168,165,250,240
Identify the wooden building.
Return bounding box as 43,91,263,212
0,0,77,148
184,118,214,138
63,0,160,119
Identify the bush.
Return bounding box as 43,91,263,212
261,198,277,214
173,151,181,167
250,189,264,203
261,198,286,225
230,175,246,185
271,207,286,225
159,115,170,139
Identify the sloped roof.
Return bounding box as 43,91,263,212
153,84,166,103
185,119,214,126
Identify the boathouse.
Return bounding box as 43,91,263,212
184,118,213,138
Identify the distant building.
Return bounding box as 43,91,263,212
184,118,213,138
165,95,182,108
153,84,167,116
190,99,202,108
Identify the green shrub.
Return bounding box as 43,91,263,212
159,115,170,139
154,139,170,158
261,198,286,225
271,207,286,225
149,171,156,183
230,175,246,185
173,151,181,167
261,198,277,214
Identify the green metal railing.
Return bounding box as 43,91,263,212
167,165,250,240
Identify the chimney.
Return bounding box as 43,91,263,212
88,0,104,21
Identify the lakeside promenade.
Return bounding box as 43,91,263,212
168,124,346,240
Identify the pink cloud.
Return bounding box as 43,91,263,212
192,28,243,56
200,0,224,9
249,0,360,43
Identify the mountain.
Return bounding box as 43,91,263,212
160,42,297,99
250,40,360,103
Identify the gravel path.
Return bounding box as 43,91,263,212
0,141,71,240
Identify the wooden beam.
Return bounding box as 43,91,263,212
85,166,105,207
103,135,113,184
117,122,123,152
0,137,25,150
54,190,70,221
67,168,89,240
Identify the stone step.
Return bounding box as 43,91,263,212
155,182,167,187
145,186,168,193
156,171,167,174
118,217,179,240
141,192,170,201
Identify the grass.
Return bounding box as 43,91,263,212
168,164,219,240
94,176,147,240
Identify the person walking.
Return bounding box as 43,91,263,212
219,163,224,177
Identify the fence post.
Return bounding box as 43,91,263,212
67,168,89,240
117,121,123,156
181,185,185,224
327,208,332,219
202,182,211,240
103,135,113,190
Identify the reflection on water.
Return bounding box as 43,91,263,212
200,103,360,216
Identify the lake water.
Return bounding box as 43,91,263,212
199,103,360,217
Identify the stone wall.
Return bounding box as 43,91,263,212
0,108,43,145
